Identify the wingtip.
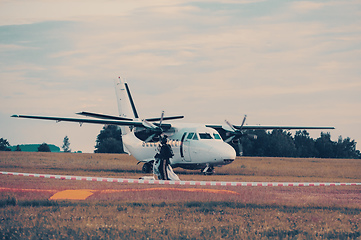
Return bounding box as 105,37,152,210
11,115,19,118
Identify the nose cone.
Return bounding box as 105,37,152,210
208,141,236,165
221,142,236,164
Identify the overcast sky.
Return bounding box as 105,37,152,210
1,0,360,153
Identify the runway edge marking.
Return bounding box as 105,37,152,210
1,171,360,187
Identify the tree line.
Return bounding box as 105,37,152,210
2,126,360,159
94,126,360,159
0,137,69,152
236,130,360,159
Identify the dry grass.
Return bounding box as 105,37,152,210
1,151,360,182
0,201,360,239
0,152,360,239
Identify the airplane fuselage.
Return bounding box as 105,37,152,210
122,123,236,171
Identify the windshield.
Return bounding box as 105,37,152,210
199,133,213,139
213,133,222,140
187,133,194,139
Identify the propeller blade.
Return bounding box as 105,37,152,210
225,120,237,132
145,134,156,143
240,115,247,129
142,112,166,142
238,140,243,156
225,135,236,143
142,119,157,129
159,111,164,126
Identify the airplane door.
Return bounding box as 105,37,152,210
180,132,192,162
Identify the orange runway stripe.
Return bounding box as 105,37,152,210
101,188,239,195
50,190,95,200
0,187,55,193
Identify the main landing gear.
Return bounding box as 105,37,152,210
202,165,214,175
141,161,153,173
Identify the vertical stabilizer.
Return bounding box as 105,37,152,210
114,77,140,135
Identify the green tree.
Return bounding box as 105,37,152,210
315,132,335,158
335,136,360,159
0,138,11,151
242,130,270,157
15,145,22,151
94,125,125,153
294,130,317,158
241,130,360,159
62,136,71,152
38,143,51,152
268,130,296,157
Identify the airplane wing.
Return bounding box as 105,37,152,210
146,115,184,122
11,114,172,129
241,126,335,130
207,123,335,143
206,124,335,131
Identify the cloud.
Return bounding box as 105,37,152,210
1,0,360,152
290,1,327,12
0,0,190,25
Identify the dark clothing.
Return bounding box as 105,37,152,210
159,159,168,180
156,143,174,180
159,144,174,160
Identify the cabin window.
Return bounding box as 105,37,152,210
213,133,222,140
199,133,213,139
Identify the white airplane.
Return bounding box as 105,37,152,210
12,77,334,174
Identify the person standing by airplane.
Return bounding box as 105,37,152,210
157,136,174,180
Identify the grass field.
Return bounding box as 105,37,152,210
0,152,360,239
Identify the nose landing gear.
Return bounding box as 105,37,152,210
202,164,214,175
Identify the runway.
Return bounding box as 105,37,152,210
1,171,360,187
1,171,360,206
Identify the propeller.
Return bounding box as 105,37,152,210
142,111,165,142
224,115,257,156
224,115,247,143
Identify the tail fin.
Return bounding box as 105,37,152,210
114,77,140,135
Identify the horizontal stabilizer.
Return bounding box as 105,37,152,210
77,111,183,122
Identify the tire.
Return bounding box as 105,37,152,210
142,162,153,173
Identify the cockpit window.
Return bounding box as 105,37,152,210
199,133,213,139
213,133,222,140
193,133,199,140
187,133,195,139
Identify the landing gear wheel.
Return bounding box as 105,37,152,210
142,162,153,173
